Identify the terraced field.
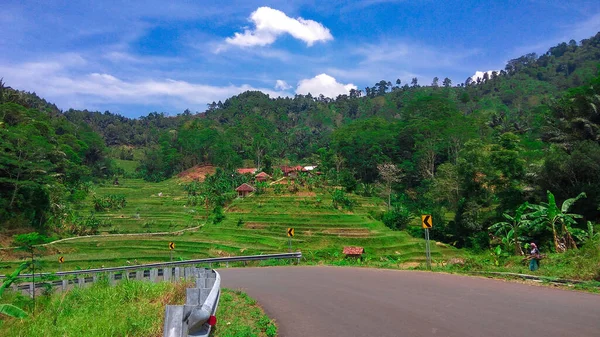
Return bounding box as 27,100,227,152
5,177,459,271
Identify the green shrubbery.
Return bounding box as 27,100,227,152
92,195,127,211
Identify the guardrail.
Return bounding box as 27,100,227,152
163,268,221,337
2,252,302,296
0,252,303,279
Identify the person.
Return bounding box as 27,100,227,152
529,242,540,271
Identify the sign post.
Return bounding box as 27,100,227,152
169,242,175,262
58,256,64,272
421,215,433,270
287,228,294,252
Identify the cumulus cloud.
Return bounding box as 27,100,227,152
470,70,498,82
296,74,356,98
275,79,291,90
225,7,333,48
0,57,289,112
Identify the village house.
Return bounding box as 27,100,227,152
237,168,257,175
255,171,271,182
235,183,255,198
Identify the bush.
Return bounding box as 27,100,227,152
382,205,412,230
331,189,356,210
92,195,126,211
209,206,225,224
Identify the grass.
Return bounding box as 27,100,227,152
1,177,459,271
0,279,190,336
212,289,277,337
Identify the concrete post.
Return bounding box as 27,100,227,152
164,267,171,282
62,279,69,291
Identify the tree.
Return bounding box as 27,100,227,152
411,77,419,88
432,77,439,87
377,162,403,211
442,78,452,88
489,203,529,255
13,232,47,314
526,191,586,253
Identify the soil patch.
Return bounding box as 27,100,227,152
322,228,370,237
177,165,217,181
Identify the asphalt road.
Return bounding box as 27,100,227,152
219,266,600,337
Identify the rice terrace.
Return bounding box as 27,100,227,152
2,1,600,336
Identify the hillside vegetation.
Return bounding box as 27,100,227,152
1,34,600,278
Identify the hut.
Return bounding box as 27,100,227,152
255,171,271,182
236,183,255,198
281,165,303,178
343,246,365,259
237,168,257,175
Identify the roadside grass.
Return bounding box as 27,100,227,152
0,279,190,336
1,178,460,271
213,289,277,337
427,237,600,291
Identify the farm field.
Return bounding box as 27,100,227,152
4,176,459,271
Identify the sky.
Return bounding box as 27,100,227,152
1,0,600,118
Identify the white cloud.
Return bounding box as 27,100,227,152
225,6,333,48
295,74,356,98
470,70,498,82
0,57,290,112
275,80,291,90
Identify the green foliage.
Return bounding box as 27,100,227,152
92,194,127,211
382,205,412,231
0,262,30,319
330,189,356,210
0,280,187,336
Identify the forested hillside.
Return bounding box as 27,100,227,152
0,82,112,233
1,33,600,254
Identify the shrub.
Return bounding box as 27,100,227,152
92,195,127,211
382,205,411,230
331,189,356,210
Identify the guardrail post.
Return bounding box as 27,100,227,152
62,279,68,291
28,283,34,297
78,276,85,287
150,268,158,283
136,270,143,280
174,267,180,280
109,272,116,285
164,267,171,282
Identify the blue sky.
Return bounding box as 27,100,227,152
1,0,599,117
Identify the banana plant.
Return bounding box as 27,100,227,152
490,202,529,255
0,262,30,319
526,191,586,253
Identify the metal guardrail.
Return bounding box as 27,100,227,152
0,252,302,279
163,268,221,337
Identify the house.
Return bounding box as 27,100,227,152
343,246,365,259
255,171,271,182
236,183,255,197
281,165,303,177
237,168,257,175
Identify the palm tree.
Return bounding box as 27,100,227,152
526,191,586,253
489,202,529,255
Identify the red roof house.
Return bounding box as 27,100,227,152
237,168,257,175
235,183,255,197
255,172,271,182
281,165,303,177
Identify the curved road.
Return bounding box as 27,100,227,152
219,266,600,337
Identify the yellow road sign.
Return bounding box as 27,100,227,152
287,228,294,237
169,242,175,250
58,256,64,263
421,215,432,229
